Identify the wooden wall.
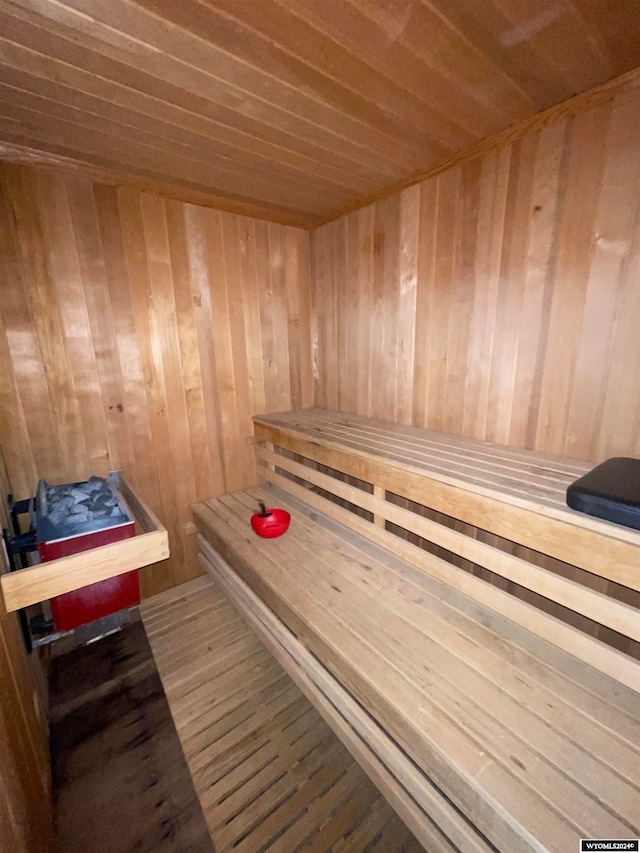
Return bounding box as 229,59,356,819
0,162,312,597
311,82,640,463
0,607,52,851
0,455,52,852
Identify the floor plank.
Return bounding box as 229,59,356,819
49,616,214,853
141,576,423,852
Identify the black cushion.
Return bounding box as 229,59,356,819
566,457,640,530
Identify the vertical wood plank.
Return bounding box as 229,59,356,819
461,146,509,440
184,202,226,501
34,171,109,475
165,199,211,503
118,187,175,592
3,166,87,482
381,194,401,421
511,122,566,449
563,92,640,460
141,193,193,582
412,179,438,428
268,222,294,413
484,136,534,444
94,183,152,490
534,104,612,454
239,216,266,419
396,185,420,425
0,587,52,853
294,226,314,410
335,217,348,412
222,213,253,487
357,205,374,416
66,176,134,479
444,161,479,436
369,203,387,419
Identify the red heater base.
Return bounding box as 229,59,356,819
50,571,140,631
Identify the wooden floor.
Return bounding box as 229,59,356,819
49,616,214,853
141,576,423,852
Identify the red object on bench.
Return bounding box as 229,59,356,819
250,507,291,538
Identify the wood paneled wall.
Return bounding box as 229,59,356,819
0,606,52,851
311,83,640,463
0,162,312,596
0,455,52,852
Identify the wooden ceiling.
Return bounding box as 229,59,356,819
0,0,639,228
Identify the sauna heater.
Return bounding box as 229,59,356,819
36,476,139,630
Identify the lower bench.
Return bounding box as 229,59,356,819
193,483,640,853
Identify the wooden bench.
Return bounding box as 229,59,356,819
193,408,640,853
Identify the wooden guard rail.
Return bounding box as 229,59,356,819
193,408,640,853
1,473,169,612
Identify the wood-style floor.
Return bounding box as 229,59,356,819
141,575,423,852
49,616,214,852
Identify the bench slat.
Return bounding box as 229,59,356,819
193,489,640,853
221,490,640,826
227,493,640,734
198,543,477,853
285,415,577,505
295,409,589,474
227,490,640,778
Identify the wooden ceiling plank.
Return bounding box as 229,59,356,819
0,0,417,180
8,0,429,168
0,39,381,194
0,10,403,185
0,28,400,201
342,0,537,127
283,0,538,125
417,0,576,107
152,0,476,152
0,127,321,224
115,0,464,156
0,140,315,226
569,0,640,75
489,0,614,92
0,74,370,202
0,99,344,213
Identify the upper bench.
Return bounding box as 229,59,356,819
253,408,640,593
